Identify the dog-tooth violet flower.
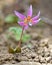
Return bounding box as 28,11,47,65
14,5,41,30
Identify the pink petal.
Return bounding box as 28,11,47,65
14,11,26,20
27,5,32,17
32,18,41,25
18,21,24,26
18,21,28,30
32,11,40,21
24,25,28,30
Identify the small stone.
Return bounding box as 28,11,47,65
44,47,50,57
37,47,44,55
31,53,37,59
39,55,46,63
34,58,39,62
22,47,30,53
42,63,46,65
20,61,41,65
26,52,37,59
47,63,52,65
0,53,14,62
26,53,31,59
39,38,49,47
11,60,17,64
50,60,52,64
29,59,33,62
17,56,28,61
45,52,50,57
3,62,41,65
45,57,51,62
34,56,39,62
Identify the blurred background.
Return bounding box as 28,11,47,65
0,0,52,35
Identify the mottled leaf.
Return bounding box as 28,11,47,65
8,27,30,42
5,14,18,23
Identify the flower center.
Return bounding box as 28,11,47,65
27,16,31,21
24,16,32,25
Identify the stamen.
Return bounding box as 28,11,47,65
27,16,31,20
24,16,32,25
24,18,27,25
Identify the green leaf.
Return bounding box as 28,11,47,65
8,46,21,53
22,34,30,42
9,27,22,40
8,47,15,53
8,27,30,42
5,14,18,23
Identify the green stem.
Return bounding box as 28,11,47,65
18,26,24,47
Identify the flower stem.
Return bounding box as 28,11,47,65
18,26,24,47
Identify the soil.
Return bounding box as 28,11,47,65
0,23,52,65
